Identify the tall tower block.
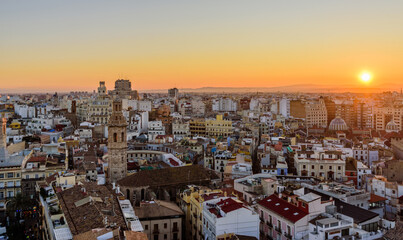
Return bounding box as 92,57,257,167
107,100,128,183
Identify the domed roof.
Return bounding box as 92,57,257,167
329,117,348,131
386,120,399,133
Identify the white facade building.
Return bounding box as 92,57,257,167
203,197,259,240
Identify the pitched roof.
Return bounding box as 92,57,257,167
369,194,387,203
117,165,219,187
134,200,184,219
216,198,243,213
258,194,308,223
57,182,126,235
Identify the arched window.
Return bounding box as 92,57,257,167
113,133,117,142
121,132,125,142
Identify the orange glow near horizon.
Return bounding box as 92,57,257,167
1,1,403,92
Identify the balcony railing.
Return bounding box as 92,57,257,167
152,229,159,234
275,226,282,234
266,221,273,227
172,227,179,232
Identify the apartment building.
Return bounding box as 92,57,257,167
203,197,259,240
305,98,328,128
189,119,206,136
294,150,345,180
205,115,233,138
136,201,184,240
172,121,190,140
180,186,226,240
373,106,403,131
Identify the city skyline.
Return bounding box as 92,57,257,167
2,1,403,92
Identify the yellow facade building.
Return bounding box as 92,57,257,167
205,115,233,138
180,186,229,240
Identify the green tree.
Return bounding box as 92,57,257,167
6,193,32,218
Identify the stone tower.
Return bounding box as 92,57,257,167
98,81,107,96
0,118,8,163
108,100,128,183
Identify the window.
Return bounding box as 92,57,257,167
303,165,306,169
338,166,341,170
154,224,158,230
113,133,117,142
154,235,158,240
145,225,148,230
173,233,178,240
311,165,314,169
164,223,167,229
320,165,323,170
0,174,3,179
7,173,13,178
329,166,332,170
164,234,167,240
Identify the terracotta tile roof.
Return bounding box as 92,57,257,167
27,156,47,163
369,193,387,203
216,198,243,213
134,200,184,219
57,182,126,236
117,165,219,187
168,158,179,166
124,231,148,240
258,194,308,223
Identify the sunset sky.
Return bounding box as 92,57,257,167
1,1,403,92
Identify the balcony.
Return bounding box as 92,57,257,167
172,226,179,232
275,226,282,234
266,221,273,228
152,229,159,234
259,216,264,222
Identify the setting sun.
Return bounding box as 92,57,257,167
360,72,372,83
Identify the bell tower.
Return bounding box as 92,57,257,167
107,100,127,183
0,118,8,163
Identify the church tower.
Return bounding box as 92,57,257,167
0,118,8,163
108,100,127,183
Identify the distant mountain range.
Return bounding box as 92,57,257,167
141,83,403,94
1,83,402,94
